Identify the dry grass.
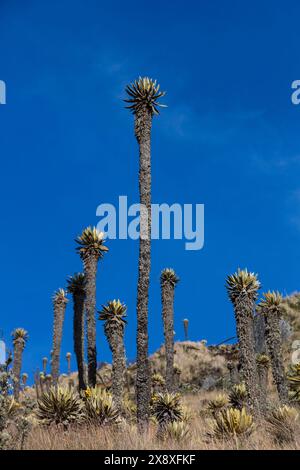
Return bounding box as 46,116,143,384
23,390,300,450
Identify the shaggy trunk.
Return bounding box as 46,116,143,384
264,311,289,404
51,299,67,385
82,255,98,387
12,339,24,400
233,291,260,414
73,291,86,391
105,324,126,413
257,363,269,412
161,281,175,392
135,104,152,431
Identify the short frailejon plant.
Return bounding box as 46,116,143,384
208,393,229,417
51,289,68,385
36,386,83,427
226,269,261,413
98,300,127,412
164,420,190,442
287,363,300,403
160,268,179,392
210,407,254,440
67,273,86,391
82,387,120,426
266,405,299,443
258,291,289,404
76,227,108,388
229,383,248,410
125,77,166,432
151,392,183,439
11,328,28,400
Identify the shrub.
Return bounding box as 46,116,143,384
266,405,299,443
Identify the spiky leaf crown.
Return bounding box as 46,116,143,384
212,407,254,437
98,299,127,327
160,268,179,287
125,77,166,115
67,273,86,295
258,291,283,315
75,226,108,260
256,354,270,367
152,392,183,424
226,268,260,303
11,328,28,343
66,352,71,358
52,288,68,305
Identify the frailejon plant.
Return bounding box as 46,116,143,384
42,357,48,374
226,269,261,413
67,273,86,391
229,383,248,410
36,386,83,427
210,407,254,440
66,352,71,375
51,289,68,385
256,354,270,412
11,328,28,400
125,77,166,432
164,420,190,442
98,300,127,412
160,268,179,392
208,393,229,417
76,227,108,387
266,405,299,443
151,392,183,439
81,387,120,426
183,318,189,341
287,363,300,403
258,291,289,404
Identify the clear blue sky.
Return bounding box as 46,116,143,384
1,0,300,379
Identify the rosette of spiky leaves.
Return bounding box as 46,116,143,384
160,268,179,288
266,405,299,443
75,226,108,261
11,328,28,345
210,407,254,439
52,289,68,305
208,394,229,415
229,383,248,410
164,420,190,442
66,273,86,295
36,387,83,426
259,291,283,315
98,299,127,329
256,354,270,369
151,392,183,425
152,373,165,387
226,269,260,304
82,387,120,425
125,77,166,115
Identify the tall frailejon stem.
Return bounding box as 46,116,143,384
51,289,68,385
67,273,86,390
99,300,127,412
256,354,270,412
183,318,189,341
160,268,179,392
42,357,48,374
259,291,289,404
226,269,261,414
12,328,28,400
125,77,166,431
76,227,108,387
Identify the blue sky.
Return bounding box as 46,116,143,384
1,0,300,379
